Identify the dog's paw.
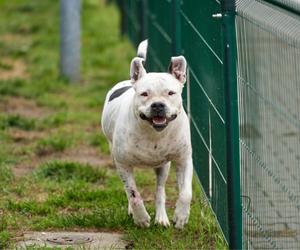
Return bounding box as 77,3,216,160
173,212,189,229
133,209,151,227
155,209,170,227
130,198,151,227
173,200,190,229
134,214,151,227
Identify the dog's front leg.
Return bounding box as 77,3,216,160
115,162,151,227
154,162,170,227
173,156,193,229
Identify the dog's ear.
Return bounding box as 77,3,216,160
130,57,146,83
168,56,187,84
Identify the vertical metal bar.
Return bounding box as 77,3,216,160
221,0,243,249
172,0,181,55
60,0,81,83
140,0,147,41
186,68,191,119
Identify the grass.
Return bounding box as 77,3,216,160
35,161,107,183
0,114,36,131
0,0,227,249
35,134,72,155
89,133,110,154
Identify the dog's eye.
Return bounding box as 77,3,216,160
168,91,176,96
141,92,148,97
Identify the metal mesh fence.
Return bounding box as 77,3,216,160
180,1,229,240
264,0,300,13
236,0,300,249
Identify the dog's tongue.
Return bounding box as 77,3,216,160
152,116,167,125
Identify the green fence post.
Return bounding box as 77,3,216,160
221,0,242,249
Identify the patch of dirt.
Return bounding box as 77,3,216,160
12,145,112,178
13,160,38,178
0,58,29,80
63,147,112,168
140,187,154,203
9,129,45,144
0,96,51,118
0,34,23,42
166,200,176,208
35,192,49,202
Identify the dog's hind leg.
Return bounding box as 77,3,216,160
154,162,170,227
115,162,150,227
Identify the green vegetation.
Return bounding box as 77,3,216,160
89,133,110,154
0,114,36,131
35,161,107,183
35,134,72,155
0,0,227,249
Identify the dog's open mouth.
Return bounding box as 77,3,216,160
152,116,167,125
151,116,167,131
140,113,177,132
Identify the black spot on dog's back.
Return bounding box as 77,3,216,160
109,86,132,102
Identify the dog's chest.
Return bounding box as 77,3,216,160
132,140,176,166
115,132,184,167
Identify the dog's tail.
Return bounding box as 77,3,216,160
137,39,148,61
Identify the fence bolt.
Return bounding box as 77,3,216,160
212,13,222,18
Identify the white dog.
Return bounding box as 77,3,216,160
101,40,193,229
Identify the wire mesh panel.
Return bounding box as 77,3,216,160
180,1,229,240
236,0,300,248
265,0,300,13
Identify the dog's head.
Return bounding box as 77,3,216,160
130,56,187,132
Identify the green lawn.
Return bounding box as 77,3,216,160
0,0,227,249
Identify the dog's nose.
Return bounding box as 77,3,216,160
151,102,165,112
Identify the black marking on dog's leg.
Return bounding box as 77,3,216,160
130,189,136,198
109,86,132,102
154,144,157,149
